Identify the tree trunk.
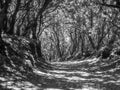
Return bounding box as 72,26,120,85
7,0,21,35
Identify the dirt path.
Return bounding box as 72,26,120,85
0,59,120,90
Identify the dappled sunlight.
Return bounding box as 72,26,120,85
48,63,120,90
1,0,120,90
1,62,120,90
0,77,6,81
1,59,120,90
0,77,40,90
2,82,39,90
52,58,99,65
0,59,120,90
49,70,91,77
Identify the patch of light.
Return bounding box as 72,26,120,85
45,88,62,90
8,87,21,90
53,74,65,78
33,69,53,77
104,80,116,84
80,85,102,90
96,71,102,74
23,82,34,86
116,79,120,85
52,58,99,65
50,70,90,77
117,79,120,83
1,81,40,90
108,80,116,83
108,69,116,72
80,72,90,77
51,61,84,65
80,87,100,90
103,75,112,78
65,36,70,43
34,69,46,74
0,77,6,81
66,76,86,81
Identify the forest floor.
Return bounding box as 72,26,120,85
0,58,120,90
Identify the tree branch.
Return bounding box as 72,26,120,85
95,2,120,9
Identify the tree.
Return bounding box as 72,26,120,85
0,0,65,73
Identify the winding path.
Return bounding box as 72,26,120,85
0,59,120,90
